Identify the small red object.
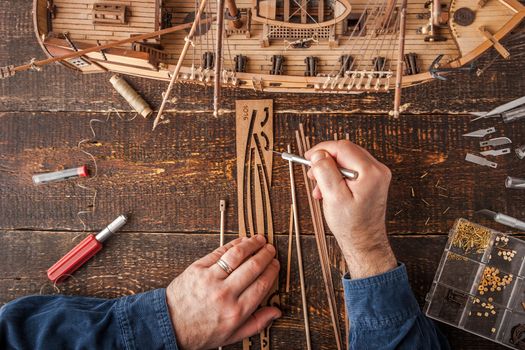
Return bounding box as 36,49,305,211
77,165,89,177
47,234,102,283
47,215,128,283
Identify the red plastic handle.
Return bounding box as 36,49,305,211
47,234,102,283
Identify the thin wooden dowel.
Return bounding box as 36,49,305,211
220,200,226,246
213,0,225,117
153,0,210,129
393,0,408,118
287,144,312,350
337,132,350,350
297,126,343,350
285,203,294,293
219,199,225,350
12,20,213,73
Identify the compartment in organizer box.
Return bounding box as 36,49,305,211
463,297,506,340
425,218,525,349
439,252,482,293
488,233,525,277
447,218,493,262
425,283,468,326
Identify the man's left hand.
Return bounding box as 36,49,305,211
166,235,281,350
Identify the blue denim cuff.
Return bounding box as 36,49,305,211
116,288,179,350
343,263,420,330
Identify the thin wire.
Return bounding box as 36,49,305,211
76,109,138,231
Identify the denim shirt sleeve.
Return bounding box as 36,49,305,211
0,288,178,350
343,263,450,350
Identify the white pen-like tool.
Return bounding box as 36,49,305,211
273,151,359,180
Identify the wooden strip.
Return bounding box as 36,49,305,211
301,128,343,350
219,200,226,246
287,144,312,350
235,100,276,350
15,20,212,73
393,0,408,117
152,0,211,129
295,128,342,350
284,0,290,21
286,203,293,293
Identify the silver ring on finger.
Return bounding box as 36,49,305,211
216,258,234,275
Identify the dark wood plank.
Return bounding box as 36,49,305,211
1,0,524,114
1,111,524,234
0,231,508,350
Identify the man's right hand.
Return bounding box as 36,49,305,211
304,140,397,279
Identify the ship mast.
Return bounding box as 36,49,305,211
393,0,408,117
213,0,226,117
0,20,214,78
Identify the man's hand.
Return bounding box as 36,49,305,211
304,140,397,279
166,235,281,350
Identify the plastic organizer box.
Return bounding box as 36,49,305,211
424,218,525,349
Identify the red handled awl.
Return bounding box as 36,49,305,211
47,215,128,283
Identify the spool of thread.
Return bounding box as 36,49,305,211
109,75,152,118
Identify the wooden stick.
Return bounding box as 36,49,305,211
393,0,408,118
213,0,226,117
287,144,312,350
153,0,210,130
12,20,213,73
298,125,343,350
285,203,294,293
220,200,226,246
218,199,226,350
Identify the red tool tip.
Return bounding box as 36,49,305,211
78,165,89,177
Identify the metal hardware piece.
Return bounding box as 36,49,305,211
480,148,511,157
270,55,284,75
274,150,359,180
476,209,525,231
462,127,496,138
506,176,525,189
428,54,475,80
465,153,497,168
304,56,319,77
515,145,525,159
480,137,512,147
471,96,525,121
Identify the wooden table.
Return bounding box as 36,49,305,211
1,1,524,348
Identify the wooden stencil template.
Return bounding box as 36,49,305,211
236,99,278,350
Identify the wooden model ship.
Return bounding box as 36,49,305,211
1,0,524,121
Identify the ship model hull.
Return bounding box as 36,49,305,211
32,0,525,94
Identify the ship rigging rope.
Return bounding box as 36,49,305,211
326,0,375,76
386,9,401,72
369,0,400,72
345,0,390,73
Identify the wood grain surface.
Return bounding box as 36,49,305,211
1,0,525,349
